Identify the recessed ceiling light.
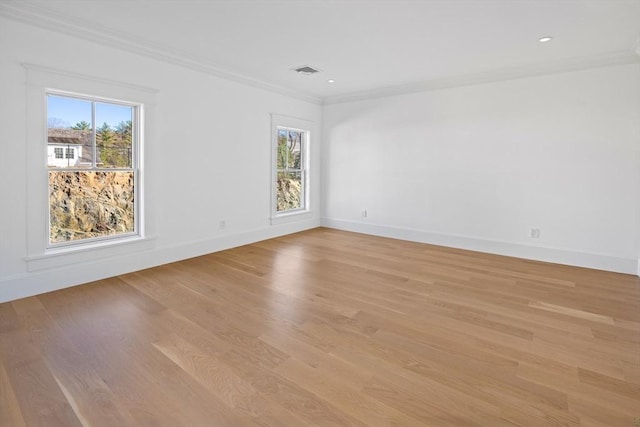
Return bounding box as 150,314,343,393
538,36,553,43
327,79,335,83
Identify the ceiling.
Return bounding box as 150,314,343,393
1,0,639,103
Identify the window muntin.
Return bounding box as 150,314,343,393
46,93,138,246
276,127,306,213
54,147,63,159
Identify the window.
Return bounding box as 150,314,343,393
276,128,305,212
271,115,312,224
47,92,139,246
25,65,154,271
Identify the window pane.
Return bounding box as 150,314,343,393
47,95,92,169
277,129,288,169
49,171,135,243
276,171,302,212
96,103,133,168
287,131,302,169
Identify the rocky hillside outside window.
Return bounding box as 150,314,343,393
46,93,139,246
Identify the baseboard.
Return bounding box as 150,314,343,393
321,217,638,276
2,217,635,303
0,219,320,303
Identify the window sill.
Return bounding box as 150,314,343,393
270,210,313,226
26,235,156,272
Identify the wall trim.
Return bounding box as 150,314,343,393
2,217,635,303
0,2,322,105
323,51,640,105
321,217,638,276
0,219,320,303
2,2,639,107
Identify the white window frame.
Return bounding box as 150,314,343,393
270,114,313,225
46,90,141,248
25,64,157,271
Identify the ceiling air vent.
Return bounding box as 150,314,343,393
292,65,321,75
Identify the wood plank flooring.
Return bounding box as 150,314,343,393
1,227,639,426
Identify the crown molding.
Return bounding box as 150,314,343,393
0,1,323,105
2,1,637,107
323,50,640,105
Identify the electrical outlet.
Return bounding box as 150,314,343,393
529,228,540,239
362,210,368,218
219,220,226,230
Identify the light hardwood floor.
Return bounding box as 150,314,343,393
1,228,639,426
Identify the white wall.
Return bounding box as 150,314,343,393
322,64,640,274
1,18,638,303
0,17,322,302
